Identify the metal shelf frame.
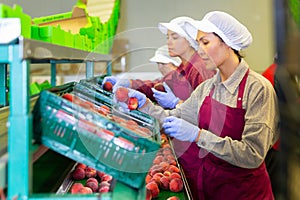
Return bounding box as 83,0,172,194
0,36,112,199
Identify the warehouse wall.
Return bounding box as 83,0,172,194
116,0,275,73
3,0,275,73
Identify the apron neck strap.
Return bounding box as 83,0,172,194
209,69,250,109
237,69,250,108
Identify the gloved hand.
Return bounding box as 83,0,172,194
152,82,179,109
114,87,147,112
102,76,118,86
162,116,199,142
113,78,130,91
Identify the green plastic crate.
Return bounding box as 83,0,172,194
0,4,31,38
33,82,161,189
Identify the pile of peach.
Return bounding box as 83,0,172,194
145,134,183,199
70,163,113,194
62,92,153,139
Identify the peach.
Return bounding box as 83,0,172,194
145,174,152,184
101,174,113,182
169,172,181,180
168,165,180,173
154,83,166,92
115,87,129,102
99,181,110,188
71,168,85,180
167,196,180,200
159,161,170,171
85,166,97,178
151,173,164,185
86,177,98,185
128,97,138,110
75,163,87,170
103,81,113,92
70,183,84,194
97,171,106,178
146,189,152,200
169,178,183,192
78,186,93,194
146,181,160,198
62,93,74,102
85,181,98,192
98,185,110,193
160,176,170,190
163,170,172,177
152,155,164,164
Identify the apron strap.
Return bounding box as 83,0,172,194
237,69,250,108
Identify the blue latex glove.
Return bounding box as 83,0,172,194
114,87,147,112
162,116,199,142
112,78,131,93
102,76,118,86
152,82,179,109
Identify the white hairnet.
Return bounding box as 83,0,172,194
158,16,199,50
149,45,182,66
185,11,253,51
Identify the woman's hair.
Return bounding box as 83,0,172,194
213,33,244,61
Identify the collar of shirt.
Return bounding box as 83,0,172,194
212,59,250,95
176,51,199,76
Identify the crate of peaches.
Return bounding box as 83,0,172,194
33,82,161,189
145,134,190,200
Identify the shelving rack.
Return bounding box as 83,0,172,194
0,36,114,199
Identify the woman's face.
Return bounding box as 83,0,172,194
166,30,190,58
157,62,177,76
196,31,230,70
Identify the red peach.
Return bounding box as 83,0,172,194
160,176,170,190
168,165,180,173
85,167,97,178
146,181,160,198
167,196,180,200
159,161,170,171
86,177,98,185
128,97,138,110
99,181,110,188
151,173,164,185
169,172,181,180
97,171,106,178
145,174,152,184
70,183,84,194
78,186,93,194
169,178,183,192
101,174,113,182
71,168,85,180
154,83,166,92
115,87,129,102
98,185,110,193
103,81,113,92
75,163,87,170
62,93,74,102
85,181,98,192
152,155,164,164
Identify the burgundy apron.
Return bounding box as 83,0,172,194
193,70,273,200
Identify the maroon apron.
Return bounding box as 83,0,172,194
193,70,274,200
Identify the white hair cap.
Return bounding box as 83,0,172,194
158,16,199,50
185,11,253,51
149,45,182,66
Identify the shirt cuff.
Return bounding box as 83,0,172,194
196,129,218,150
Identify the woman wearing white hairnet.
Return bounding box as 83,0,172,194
115,11,279,199
149,45,181,76
102,16,215,109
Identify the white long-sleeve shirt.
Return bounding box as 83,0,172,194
140,59,280,169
